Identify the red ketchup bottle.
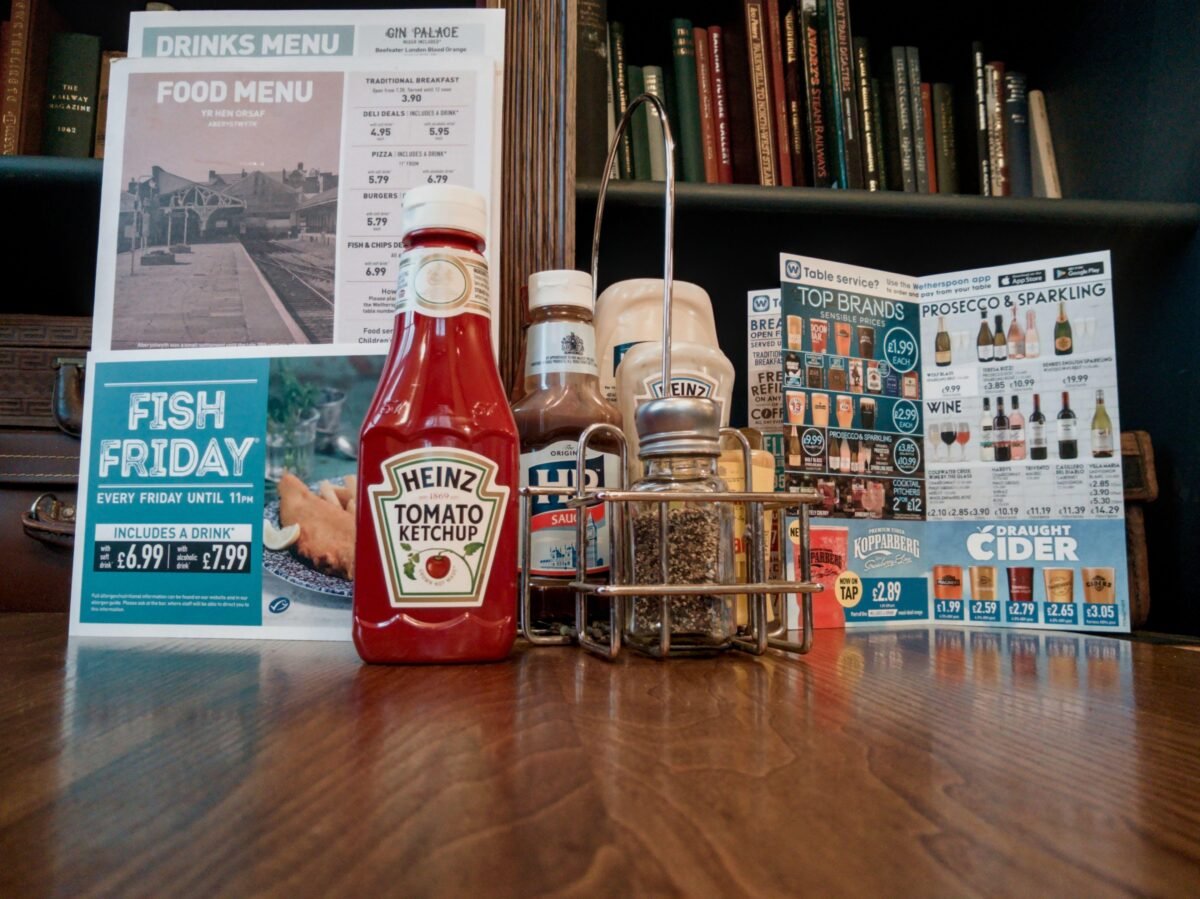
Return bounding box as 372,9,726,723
354,185,518,663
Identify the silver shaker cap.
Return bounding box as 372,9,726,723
635,397,721,458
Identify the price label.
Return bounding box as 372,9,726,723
969,600,1001,622
106,542,167,572
883,327,919,373
1044,602,1078,626
200,543,251,573
934,598,963,620
427,125,451,137
369,125,393,138
926,368,974,398
871,580,903,604
1083,603,1119,627
1063,373,1090,387
893,437,922,474
1006,600,1038,624
367,173,390,185
1011,376,1035,390
93,540,252,574
891,400,920,434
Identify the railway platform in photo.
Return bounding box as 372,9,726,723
111,239,327,349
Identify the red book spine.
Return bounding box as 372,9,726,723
764,0,793,186
709,27,734,184
694,26,719,183
921,82,937,193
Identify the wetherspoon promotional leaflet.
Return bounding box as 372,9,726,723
781,250,1129,632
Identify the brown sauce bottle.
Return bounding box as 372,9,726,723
511,271,622,631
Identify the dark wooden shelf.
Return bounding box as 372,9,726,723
577,179,1200,233
0,155,104,187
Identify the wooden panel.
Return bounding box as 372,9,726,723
2,614,1200,894
491,0,575,392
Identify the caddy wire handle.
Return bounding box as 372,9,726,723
590,92,676,392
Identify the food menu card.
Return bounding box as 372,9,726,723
781,251,1129,632
94,8,504,352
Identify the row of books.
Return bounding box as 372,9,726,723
0,0,176,159
577,1,1061,198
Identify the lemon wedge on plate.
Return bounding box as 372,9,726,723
263,519,300,551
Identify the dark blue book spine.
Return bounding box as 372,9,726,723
1005,71,1032,197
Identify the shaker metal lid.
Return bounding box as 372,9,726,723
635,396,721,458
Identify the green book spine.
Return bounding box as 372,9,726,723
669,18,705,182
642,65,669,181
41,33,101,158
626,65,652,180
608,22,634,178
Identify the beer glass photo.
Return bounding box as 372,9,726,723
969,565,998,601
834,321,853,356
1043,568,1075,603
856,324,875,359
811,392,830,427
1082,567,1116,603
859,397,877,430
785,390,807,425
933,565,964,600
836,394,854,428
787,314,805,351
809,318,829,354
1007,567,1034,601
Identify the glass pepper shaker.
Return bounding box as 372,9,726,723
626,396,735,655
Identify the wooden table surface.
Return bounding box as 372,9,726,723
2,615,1199,897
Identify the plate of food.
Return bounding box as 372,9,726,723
262,473,357,598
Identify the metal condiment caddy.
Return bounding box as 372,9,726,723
517,93,822,659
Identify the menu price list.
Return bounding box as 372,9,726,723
926,460,1123,520
94,540,252,574
338,67,487,342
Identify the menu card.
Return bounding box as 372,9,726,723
780,251,1129,632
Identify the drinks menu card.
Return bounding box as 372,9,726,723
780,250,1128,632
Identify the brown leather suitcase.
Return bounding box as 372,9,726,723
0,314,89,612
0,428,80,611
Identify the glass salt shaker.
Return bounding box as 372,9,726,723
626,396,735,655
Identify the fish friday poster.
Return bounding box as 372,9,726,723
69,345,382,640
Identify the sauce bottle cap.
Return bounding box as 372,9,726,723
528,270,593,310
635,397,721,459
401,185,487,240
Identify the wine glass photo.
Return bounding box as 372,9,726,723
955,421,971,461
927,422,942,462
940,423,957,462
1082,316,1096,351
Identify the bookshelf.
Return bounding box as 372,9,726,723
577,0,1200,633
2,1,1196,631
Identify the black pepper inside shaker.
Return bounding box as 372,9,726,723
626,396,735,656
